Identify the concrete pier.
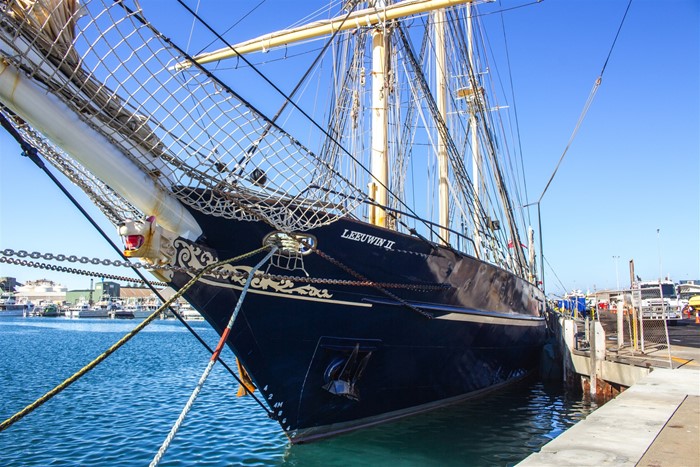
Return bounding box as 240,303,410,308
519,320,700,467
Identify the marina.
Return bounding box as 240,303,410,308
520,317,700,466
0,314,697,465
0,317,595,466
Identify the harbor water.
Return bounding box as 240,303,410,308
0,318,595,466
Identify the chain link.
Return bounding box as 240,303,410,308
313,248,435,319
0,256,168,287
0,248,448,292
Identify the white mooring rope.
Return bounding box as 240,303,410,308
150,246,278,467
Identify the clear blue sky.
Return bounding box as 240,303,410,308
0,0,698,295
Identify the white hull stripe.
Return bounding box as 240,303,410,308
434,312,544,326
363,297,545,326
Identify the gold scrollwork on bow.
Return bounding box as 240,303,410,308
174,239,333,299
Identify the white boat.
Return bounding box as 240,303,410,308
67,299,108,318
80,307,110,319
0,291,26,317
178,304,203,321
122,302,159,319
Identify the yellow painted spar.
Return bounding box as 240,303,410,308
177,0,474,68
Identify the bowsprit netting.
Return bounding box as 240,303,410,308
0,0,366,232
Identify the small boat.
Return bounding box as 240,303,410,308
0,292,26,317
39,303,61,317
113,308,135,319
82,306,110,319
123,302,159,319
66,300,108,318
178,304,203,321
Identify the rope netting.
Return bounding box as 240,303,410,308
0,0,366,232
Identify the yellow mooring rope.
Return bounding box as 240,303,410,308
0,245,271,433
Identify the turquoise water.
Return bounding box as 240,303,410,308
0,318,594,466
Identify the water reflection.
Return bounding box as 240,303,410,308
0,318,595,466
282,378,596,466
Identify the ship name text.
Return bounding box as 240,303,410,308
340,229,395,250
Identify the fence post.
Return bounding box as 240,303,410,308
617,301,624,348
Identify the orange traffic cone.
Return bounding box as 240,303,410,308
696,311,699,324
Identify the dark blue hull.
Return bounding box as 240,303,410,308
167,211,547,443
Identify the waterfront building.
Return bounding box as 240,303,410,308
15,279,67,305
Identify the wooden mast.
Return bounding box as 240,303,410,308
434,8,449,244
368,25,389,228
467,2,482,258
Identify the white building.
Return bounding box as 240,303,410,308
15,279,67,305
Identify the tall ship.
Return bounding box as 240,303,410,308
0,0,547,442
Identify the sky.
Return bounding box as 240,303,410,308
0,0,698,297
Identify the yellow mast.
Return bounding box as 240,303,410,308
467,2,482,258
434,8,449,245
176,0,475,67
368,26,389,228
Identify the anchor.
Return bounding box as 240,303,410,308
322,344,372,401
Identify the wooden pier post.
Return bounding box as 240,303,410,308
562,317,576,387
588,319,606,399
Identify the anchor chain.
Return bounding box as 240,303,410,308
0,246,274,434
0,256,168,287
1,248,448,292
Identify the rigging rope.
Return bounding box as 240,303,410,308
0,112,277,422
537,0,633,203
164,0,446,242
150,246,278,467
0,246,271,434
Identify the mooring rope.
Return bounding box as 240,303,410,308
0,245,271,434
150,246,278,467
0,110,279,420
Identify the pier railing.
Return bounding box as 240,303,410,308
554,305,675,401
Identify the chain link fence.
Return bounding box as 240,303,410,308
601,288,675,368
554,287,677,369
